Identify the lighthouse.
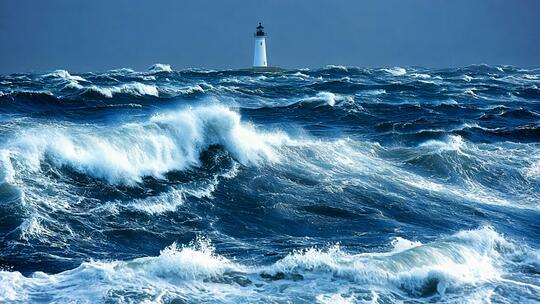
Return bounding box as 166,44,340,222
253,23,267,67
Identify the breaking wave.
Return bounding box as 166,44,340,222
4,105,288,184
148,63,173,73
1,227,537,303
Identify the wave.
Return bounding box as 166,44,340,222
129,162,240,214
418,135,465,153
383,67,407,76
411,73,431,79
82,82,159,98
42,70,87,83
270,227,508,296
297,92,354,107
1,227,537,303
4,105,289,185
0,150,15,184
148,63,173,73
324,65,349,72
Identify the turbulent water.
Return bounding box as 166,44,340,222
0,63,539,303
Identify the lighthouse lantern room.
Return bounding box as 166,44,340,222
253,23,267,67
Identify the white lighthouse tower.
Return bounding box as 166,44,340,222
253,22,267,67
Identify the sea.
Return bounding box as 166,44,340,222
0,64,539,303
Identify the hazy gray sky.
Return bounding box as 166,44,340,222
1,0,539,73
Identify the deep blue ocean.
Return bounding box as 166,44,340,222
0,64,539,303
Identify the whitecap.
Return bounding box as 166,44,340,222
299,92,354,107
43,70,87,82
291,72,310,78
419,135,465,153
411,73,431,79
148,63,173,73
85,82,159,98
7,105,289,185
462,75,473,82
325,65,348,71
0,149,15,184
383,67,407,76
2,227,529,302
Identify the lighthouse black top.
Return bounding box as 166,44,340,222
255,23,265,37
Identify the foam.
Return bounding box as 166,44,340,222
325,65,348,71
315,293,355,304
271,227,509,296
129,163,239,214
7,105,289,185
43,70,86,83
524,160,540,180
0,149,15,184
85,82,159,98
359,89,386,96
42,70,88,91
299,92,354,107
462,75,473,82
384,67,407,76
291,72,310,78
19,215,52,241
3,227,530,302
148,63,173,73
419,135,465,153
411,73,431,79
523,74,538,80
0,236,242,303
129,189,185,214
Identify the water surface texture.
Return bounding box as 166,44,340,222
0,64,539,303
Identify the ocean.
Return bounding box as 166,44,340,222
0,64,539,303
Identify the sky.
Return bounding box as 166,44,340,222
0,0,539,73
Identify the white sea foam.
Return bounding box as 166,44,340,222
43,70,87,83
411,73,431,79
130,189,185,214
0,149,15,184
148,63,173,73
523,74,538,80
19,215,52,241
462,75,473,82
1,227,534,303
108,67,135,74
7,105,289,185
299,92,354,107
419,135,465,153
43,70,88,90
129,163,239,214
85,82,159,98
384,67,407,76
291,72,310,78
524,160,540,180
142,75,156,81
271,227,509,296
360,89,386,96
0,236,245,303
325,65,348,71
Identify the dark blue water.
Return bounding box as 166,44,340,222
0,64,539,303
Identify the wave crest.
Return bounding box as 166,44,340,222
148,63,173,73
270,227,512,296
1,227,536,302
8,105,289,184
